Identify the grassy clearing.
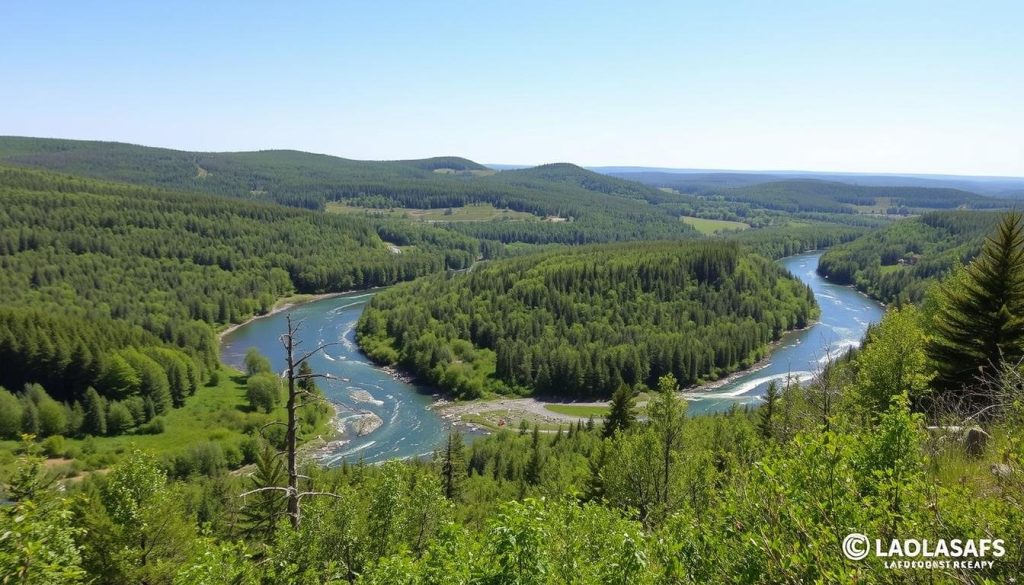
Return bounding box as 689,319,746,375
0,367,334,479
543,404,610,417
851,196,893,214
327,202,538,222
461,411,581,433
680,216,750,234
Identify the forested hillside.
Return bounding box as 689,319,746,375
357,241,817,398
817,211,1001,303
618,171,1011,214
7,215,1024,584
0,137,698,246
0,166,477,415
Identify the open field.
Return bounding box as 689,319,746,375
680,215,750,234
327,202,538,222
851,196,893,214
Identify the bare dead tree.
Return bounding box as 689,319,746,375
805,339,844,432
240,313,341,530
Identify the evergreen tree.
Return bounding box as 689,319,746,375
106,402,134,435
440,431,467,501
240,445,287,543
758,380,780,440
82,387,107,436
927,212,1024,398
525,425,544,485
0,388,24,439
603,383,637,438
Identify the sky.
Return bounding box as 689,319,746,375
2,1,1022,176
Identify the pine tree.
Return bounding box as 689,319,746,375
525,424,543,485
82,387,106,436
928,212,1024,398
758,380,780,440
440,430,467,501
240,445,287,543
603,383,637,438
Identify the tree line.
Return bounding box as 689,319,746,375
357,241,817,398
817,211,1001,303
0,166,477,431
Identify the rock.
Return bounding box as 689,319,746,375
353,412,383,436
964,426,989,457
926,425,989,457
991,463,1014,479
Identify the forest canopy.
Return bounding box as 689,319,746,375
357,241,817,398
817,211,1002,303
0,166,477,410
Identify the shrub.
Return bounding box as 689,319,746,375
41,434,65,458
245,373,280,414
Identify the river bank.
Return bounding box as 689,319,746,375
217,292,348,341
219,252,885,463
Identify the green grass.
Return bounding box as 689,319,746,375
680,216,750,234
851,196,893,214
543,404,610,417
327,202,538,222
461,411,580,432
0,367,334,478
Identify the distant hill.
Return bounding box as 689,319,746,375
599,167,1024,197
0,136,697,245
612,170,1014,214
492,163,670,203
721,179,1008,213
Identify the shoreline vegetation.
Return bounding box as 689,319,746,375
217,291,349,340
218,284,823,437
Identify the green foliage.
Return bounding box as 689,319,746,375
928,212,1024,396
603,384,638,438
244,347,273,376
240,444,287,543
0,165,477,412
105,401,134,435
0,448,85,584
439,431,467,501
852,306,933,416
0,138,701,247
819,211,1002,303
245,372,281,414
0,388,23,440
77,450,197,584
82,387,107,436
359,241,817,398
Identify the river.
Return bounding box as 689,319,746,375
220,252,884,463
684,252,885,414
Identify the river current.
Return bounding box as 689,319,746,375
220,252,884,463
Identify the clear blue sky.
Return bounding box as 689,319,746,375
2,1,1022,176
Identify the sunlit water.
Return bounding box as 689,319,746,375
685,252,885,414
220,252,884,462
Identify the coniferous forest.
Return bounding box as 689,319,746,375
357,242,817,398
1,139,1023,585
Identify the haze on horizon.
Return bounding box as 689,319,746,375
2,1,1022,177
